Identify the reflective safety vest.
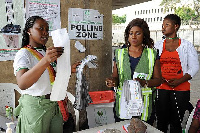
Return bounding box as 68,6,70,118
115,47,157,121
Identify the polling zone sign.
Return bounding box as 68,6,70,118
68,8,103,40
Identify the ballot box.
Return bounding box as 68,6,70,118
86,90,115,128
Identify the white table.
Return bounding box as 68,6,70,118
75,120,163,133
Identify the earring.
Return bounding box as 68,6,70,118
128,42,130,47
28,32,31,35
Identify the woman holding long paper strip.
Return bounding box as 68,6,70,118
13,16,79,133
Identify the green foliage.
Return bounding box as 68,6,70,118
160,0,180,6
160,0,180,12
193,0,200,17
161,0,200,25
112,14,126,24
175,7,197,24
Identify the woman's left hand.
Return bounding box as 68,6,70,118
71,61,81,73
135,78,146,87
167,78,181,88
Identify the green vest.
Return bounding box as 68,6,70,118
115,47,157,121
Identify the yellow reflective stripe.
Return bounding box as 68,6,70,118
117,49,124,91
142,87,152,94
141,94,149,121
142,49,155,121
141,87,152,121
151,49,155,77
146,48,154,80
117,49,125,115
119,83,123,91
119,49,124,75
142,90,152,94
117,89,122,116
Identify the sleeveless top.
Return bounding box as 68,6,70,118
157,39,190,91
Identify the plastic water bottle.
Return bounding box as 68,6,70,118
6,122,12,133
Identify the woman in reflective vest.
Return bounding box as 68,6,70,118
106,18,162,124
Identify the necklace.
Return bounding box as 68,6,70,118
166,37,179,39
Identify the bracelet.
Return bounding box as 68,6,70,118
111,77,116,87
105,78,116,87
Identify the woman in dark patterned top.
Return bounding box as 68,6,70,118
189,99,200,133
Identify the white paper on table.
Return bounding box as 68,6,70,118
50,28,71,101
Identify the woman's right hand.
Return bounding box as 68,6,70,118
162,77,167,84
44,46,63,63
71,61,81,73
105,77,116,88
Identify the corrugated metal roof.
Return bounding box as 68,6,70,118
112,0,151,10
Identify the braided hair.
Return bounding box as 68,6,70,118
124,18,154,48
21,16,44,48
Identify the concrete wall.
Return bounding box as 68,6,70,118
59,1,113,130
59,0,113,94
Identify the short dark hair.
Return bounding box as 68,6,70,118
21,16,45,48
164,14,181,30
124,18,154,48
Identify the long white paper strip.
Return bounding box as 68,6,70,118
74,55,97,110
50,28,71,101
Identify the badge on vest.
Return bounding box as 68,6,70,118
133,72,148,80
